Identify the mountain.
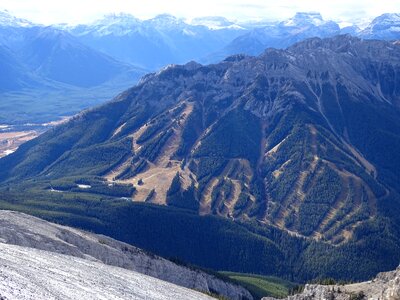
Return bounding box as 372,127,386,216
16,26,143,88
0,9,33,27
0,10,145,88
66,13,247,69
205,12,341,62
1,35,400,245
1,10,399,125
340,25,361,35
0,44,43,92
190,16,244,29
1,34,400,283
360,13,400,40
0,10,146,124
263,266,400,300
0,15,145,90
204,12,400,64
0,210,251,299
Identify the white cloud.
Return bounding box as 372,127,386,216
0,0,399,25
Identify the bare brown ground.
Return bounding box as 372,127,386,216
0,117,71,158
0,131,38,158
105,102,195,205
199,177,219,215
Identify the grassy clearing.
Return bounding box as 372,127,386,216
220,272,296,299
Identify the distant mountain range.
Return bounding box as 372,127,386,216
2,10,400,73
0,10,146,124
0,11,145,90
0,10,399,123
62,13,246,70
61,12,400,67
206,12,400,62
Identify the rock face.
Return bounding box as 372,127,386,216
0,242,214,300
262,266,400,300
0,210,252,300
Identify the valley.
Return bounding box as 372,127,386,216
0,117,70,158
0,130,37,158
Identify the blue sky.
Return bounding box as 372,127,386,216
0,0,399,25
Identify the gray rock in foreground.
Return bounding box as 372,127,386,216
0,210,252,300
263,266,400,300
0,242,214,300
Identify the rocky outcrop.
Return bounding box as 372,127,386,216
0,210,252,300
263,266,400,300
0,242,214,300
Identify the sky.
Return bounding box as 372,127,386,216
0,0,399,25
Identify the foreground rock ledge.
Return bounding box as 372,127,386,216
0,210,252,300
263,266,400,300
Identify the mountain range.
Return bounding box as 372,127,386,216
0,11,144,89
64,13,246,70
62,12,400,67
1,10,399,124
0,11,146,124
0,35,399,283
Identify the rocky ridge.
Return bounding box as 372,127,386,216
0,210,252,300
0,242,214,300
263,267,400,300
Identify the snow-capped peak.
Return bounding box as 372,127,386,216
0,10,34,27
283,12,324,27
146,14,185,29
361,13,400,37
71,13,141,36
371,13,400,25
96,12,140,26
190,16,241,30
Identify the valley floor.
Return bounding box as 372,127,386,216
0,117,69,158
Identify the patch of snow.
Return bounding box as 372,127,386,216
183,28,196,36
189,16,245,30
3,149,15,156
77,184,91,189
284,12,324,27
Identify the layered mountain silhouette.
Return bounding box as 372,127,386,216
1,10,399,124
0,11,146,123
1,35,399,245
18,27,141,88
65,13,246,69
206,13,400,63
0,24,144,89
61,12,400,68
